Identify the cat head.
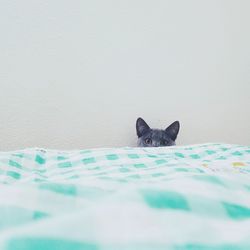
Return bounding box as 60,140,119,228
136,117,180,147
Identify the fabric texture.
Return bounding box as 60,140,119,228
0,143,250,250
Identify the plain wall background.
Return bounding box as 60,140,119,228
0,0,249,150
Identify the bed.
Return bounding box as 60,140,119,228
0,143,250,249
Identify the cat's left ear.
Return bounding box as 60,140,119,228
165,121,180,141
136,117,150,137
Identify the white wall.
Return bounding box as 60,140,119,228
0,0,249,150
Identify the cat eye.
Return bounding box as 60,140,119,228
145,138,152,145
161,140,168,146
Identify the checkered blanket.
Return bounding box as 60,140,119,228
0,143,250,250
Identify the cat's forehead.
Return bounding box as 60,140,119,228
146,129,168,139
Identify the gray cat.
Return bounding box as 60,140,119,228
136,117,180,147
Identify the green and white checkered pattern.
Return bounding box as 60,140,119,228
1,143,250,250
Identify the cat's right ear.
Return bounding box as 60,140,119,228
165,121,180,141
136,117,150,137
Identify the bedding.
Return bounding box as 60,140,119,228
0,143,250,250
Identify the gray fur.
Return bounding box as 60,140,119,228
136,117,180,147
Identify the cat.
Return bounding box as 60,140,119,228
136,117,180,147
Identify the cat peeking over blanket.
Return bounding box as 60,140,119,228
136,117,180,147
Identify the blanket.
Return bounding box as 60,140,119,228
0,143,250,250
